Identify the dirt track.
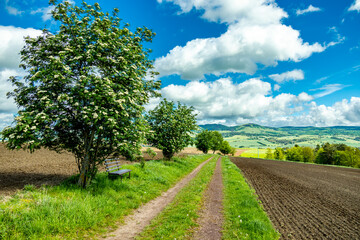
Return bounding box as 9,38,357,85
231,157,360,240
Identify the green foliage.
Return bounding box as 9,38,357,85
220,140,233,155
0,154,210,239
265,148,273,159
146,99,197,160
210,131,224,153
230,146,236,156
315,143,336,165
221,157,280,239
195,129,212,153
138,157,217,239
302,146,314,163
315,142,360,167
274,147,285,160
285,146,303,162
1,0,160,188
272,143,360,168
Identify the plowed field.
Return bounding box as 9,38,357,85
0,143,201,196
231,157,360,240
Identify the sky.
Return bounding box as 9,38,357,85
0,0,360,129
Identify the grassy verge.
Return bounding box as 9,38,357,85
137,156,218,240
221,156,280,240
0,154,211,239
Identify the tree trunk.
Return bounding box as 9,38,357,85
163,150,174,160
77,154,91,188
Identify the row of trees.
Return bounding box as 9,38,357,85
195,130,236,155
265,143,360,168
0,1,197,188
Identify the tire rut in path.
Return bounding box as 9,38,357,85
193,157,224,240
104,156,214,240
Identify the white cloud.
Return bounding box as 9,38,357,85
326,26,345,47
31,6,55,21
160,78,312,124
273,84,281,91
296,5,322,16
0,26,42,70
312,84,348,98
0,26,42,130
0,113,14,131
156,0,325,80
0,69,24,114
158,0,287,24
269,69,304,83
295,98,360,127
298,92,313,102
349,0,360,11
5,0,23,16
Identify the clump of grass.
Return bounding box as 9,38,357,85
221,157,279,239
137,157,218,240
0,154,211,239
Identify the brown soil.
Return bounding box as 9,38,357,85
104,156,213,240
193,157,224,240
0,143,202,196
231,157,360,240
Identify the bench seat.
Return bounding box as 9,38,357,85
105,158,132,182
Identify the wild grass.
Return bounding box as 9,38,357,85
137,156,218,240
221,157,280,240
0,154,211,239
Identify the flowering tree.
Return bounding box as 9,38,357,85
1,0,160,188
146,99,197,159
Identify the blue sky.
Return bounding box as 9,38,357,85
0,0,360,128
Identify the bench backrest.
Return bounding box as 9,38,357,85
104,158,122,173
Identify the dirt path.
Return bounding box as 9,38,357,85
193,157,224,240
231,157,360,240
104,156,214,240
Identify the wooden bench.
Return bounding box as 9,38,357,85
104,158,131,182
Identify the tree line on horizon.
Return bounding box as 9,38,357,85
265,143,360,168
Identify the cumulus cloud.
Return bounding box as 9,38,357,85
294,98,360,127
296,5,322,16
155,0,325,80
160,78,312,125
0,26,42,70
0,26,42,130
158,0,287,24
269,69,304,83
0,69,24,114
349,0,360,11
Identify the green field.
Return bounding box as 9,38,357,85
199,123,360,149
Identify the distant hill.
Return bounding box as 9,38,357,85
198,124,235,131
199,123,360,135
199,124,360,148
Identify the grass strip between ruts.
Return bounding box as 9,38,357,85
0,154,211,240
221,156,280,240
137,156,218,240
